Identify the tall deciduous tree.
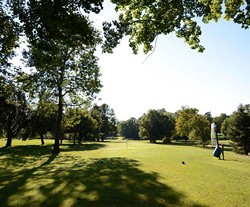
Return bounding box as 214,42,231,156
65,107,99,144
189,114,210,147
30,102,57,145
20,39,102,154
118,117,139,139
139,109,175,143
64,108,82,145
176,107,199,137
91,104,117,141
3,1,104,154
103,0,250,54
176,106,210,145
0,78,29,147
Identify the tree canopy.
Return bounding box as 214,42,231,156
176,107,210,145
1,1,104,153
0,78,29,147
139,109,175,143
222,104,250,155
91,104,117,141
103,0,250,54
118,117,139,139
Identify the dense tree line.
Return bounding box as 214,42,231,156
118,107,211,145
118,106,249,155
0,95,117,146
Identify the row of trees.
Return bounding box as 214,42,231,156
118,107,213,145
0,85,117,146
118,106,250,155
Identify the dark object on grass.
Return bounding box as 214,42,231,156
182,161,186,165
213,147,222,158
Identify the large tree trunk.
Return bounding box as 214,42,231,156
5,137,12,148
5,129,13,148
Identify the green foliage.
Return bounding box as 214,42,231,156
7,0,103,47
221,116,230,138
21,39,102,104
0,78,29,147
176,107,210,145
20,37,102,153
90,104,117,141
118,117,139,139
1,1,104,153
204,111,213,123
222,104,250,155
0,4,19,73
30,102,58,144
103,0,250,54
138,109,175,143
176,107,199,137
189,114,210,146
213,113,229,133
77,111,99,142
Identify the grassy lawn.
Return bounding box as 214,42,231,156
0,138,249,207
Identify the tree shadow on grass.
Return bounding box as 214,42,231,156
0,142,106,156
0,155,207,207
61,142,106,152
0,143,106,169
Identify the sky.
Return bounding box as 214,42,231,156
89,1,250,121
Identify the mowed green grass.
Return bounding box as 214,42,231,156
0,138,249,207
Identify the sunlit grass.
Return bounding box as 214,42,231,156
0,138,249,207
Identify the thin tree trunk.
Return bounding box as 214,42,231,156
73,132,76,145
53,98,62,154
53,79,63,154
78,136,82,144
40,133,45,145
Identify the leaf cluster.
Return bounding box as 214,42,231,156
8,0,103,47
0,4,19,72
103,0,250,53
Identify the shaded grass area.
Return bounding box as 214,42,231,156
0,144,202,207
0,139,249,207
